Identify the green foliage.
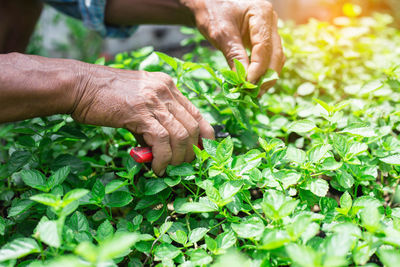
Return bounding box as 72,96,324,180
2,12,400,266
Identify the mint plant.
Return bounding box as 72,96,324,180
1,12,400,266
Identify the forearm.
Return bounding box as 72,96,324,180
105,0,195,26
0,53,82,123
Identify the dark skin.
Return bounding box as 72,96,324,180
0,0,285,175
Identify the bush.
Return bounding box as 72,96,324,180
1,13,400,266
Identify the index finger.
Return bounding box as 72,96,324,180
247,12,274,84
132,119,172,176
169,86,215,141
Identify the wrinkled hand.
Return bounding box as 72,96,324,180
71,65,214,176
183,0,285,94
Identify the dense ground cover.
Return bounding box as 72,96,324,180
1,12,400,267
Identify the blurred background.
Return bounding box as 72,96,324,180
27,0,400,61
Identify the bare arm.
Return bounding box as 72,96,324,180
0,0,43,53
0,53,80,122
105,0,285,94
0,53,214,175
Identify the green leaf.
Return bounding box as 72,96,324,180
322,233,353,264
202,139,218,158
288,120,316,133
360,206,382,232
278,199,300,218
91,179,105,203
146,209,164,223
19,170,48,192
337,171,354,189
378,248,400,267
298,82,316,96
97,220,114,242
286,243,317,267
164,176,181,187
0,238,40,261
221,69,239,85
380,154,400,165
305,179,329,197
16,135,36,147
106,191,133,207
167,163,195,176
259,69,279,84
68,211,89,232
341,127,377,137
144,179,167,196
8,199,35,217
187,249,213,266
205,235,217,252
308,144,331,163
286,146,307,164
159,221,173,236
98,233,140,261
105,180,128,194
169,230,187,245
216,231,236,250
286,213,313,240
219,181,242,202
154,243,181,260
313,98,334,114
155,52,178,71
7,151,31,174
320,157,343,171
178,198,219,214
0,217,5,236
36,220,61,248
260,229,291,250
63,189,89,205
275,171,301,189
233,59,246,81
216,137,234,163
346,142,368,159
47,166,70,189
231,216,265,239
30,193,60,208
332,134,348,158
339,191,352,214
189,228,208,244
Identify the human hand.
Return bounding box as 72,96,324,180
71,65,214,176
182,0,285,94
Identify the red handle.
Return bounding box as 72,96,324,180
130,147,153,163
130,141,203,164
